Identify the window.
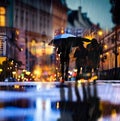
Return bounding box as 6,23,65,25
0,7,6,26
0,39,3,55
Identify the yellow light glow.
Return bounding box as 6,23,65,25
16,30,19,35
104,45,108,49
31,40,36,45
97,30,103,36
12,71,16,75
0,16,5,26
0,7,6,26
14,85,20,89
111,109,117,118
84,36,94,40
33,65,42,78
78,79,86,83
22,69,26,72
0,7,6,14
26,71,31,75
61,29,64,34
89,76,98,82
0,57,6,64
106,52,109,55
29,42,54,57
0,68,3,72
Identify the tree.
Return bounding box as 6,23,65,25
110,0,120,25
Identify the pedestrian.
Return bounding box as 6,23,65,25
74,41,88,81
87,38,103,75
57,39,71,82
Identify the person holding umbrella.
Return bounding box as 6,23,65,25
57,38,71,82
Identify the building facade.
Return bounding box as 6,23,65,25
99,26,120,79
0,0,67,76
67,6,93,37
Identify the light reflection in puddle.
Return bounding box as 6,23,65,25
0,82,120,121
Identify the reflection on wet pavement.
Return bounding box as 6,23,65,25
54,81,101,121
0,81,120,121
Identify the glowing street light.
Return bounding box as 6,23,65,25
97,30,103,36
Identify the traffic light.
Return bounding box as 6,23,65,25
110,0,120,25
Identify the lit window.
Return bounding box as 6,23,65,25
0,7,6,26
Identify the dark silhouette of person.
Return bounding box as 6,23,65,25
57,39,71,82
74,42,88,81
87,38,103,75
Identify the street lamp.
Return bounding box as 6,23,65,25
97,30,103,37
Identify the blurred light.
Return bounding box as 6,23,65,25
14,85,20,89
0,68,3,72
100,55,103,58
97,30,103,36
56,102,59,109
61,29,64,34
26,71,31,75
84,36,93,40
104,44,108,49
0,57,6,64
33,65,42,79
12,71,16,75
0,7,6,26
106,52,109,55
89,75,98,82
0,7,5,14
22,69,26,72
73,69,77,72
20,48,23,51
111,109,117,118
36,84,42,90
16,30,19,35
78,79,86,83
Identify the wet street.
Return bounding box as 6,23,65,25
0,80,120,121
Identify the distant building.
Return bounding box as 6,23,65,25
60,0,101,37
67,7,92,28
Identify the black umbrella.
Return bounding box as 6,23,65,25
68,36,91,47
48,33,76,46
49,36,91,48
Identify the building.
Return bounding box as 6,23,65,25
0,0,67,77
67,7,92,28
0,0,21,66
99,26,120,79
67,6,94,37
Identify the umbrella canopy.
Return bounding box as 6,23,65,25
48,33,91,48
69,36,91,47
54,33,76,40
48,33,76,46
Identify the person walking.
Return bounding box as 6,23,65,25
74,42,88,81
87,38,103,76
57,39,71,82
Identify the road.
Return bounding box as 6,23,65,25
0,80,120,121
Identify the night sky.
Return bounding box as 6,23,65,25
66,0,114,30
